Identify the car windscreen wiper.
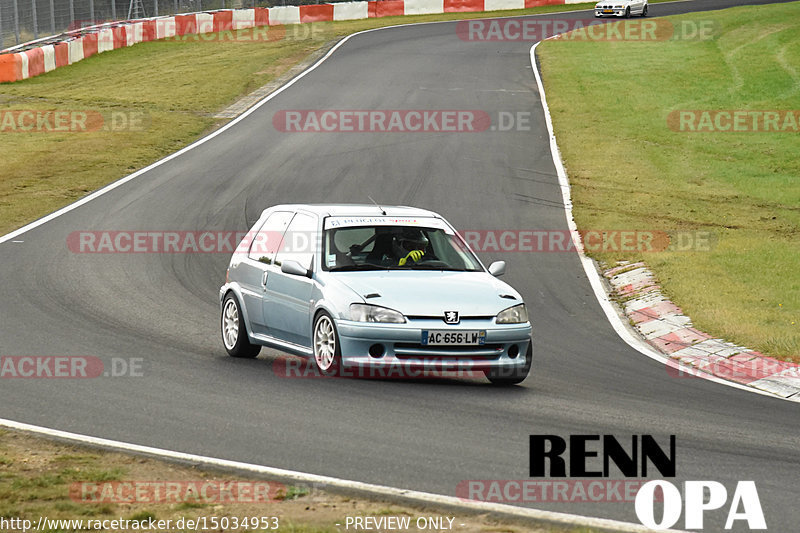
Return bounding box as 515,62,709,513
405,266,468,272
328,264,391,272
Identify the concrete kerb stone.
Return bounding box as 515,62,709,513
601,262,800,401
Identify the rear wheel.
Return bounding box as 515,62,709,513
485,342,532,386
313,312,341,376
641,4,647,16
222,293,261,358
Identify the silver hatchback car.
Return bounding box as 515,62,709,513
219,204,533,385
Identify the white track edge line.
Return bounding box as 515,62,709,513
0,417,685,533
528,41,780,401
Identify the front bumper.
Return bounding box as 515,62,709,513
335,317,532,372
595,7,626,16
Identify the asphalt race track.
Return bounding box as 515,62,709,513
1,0,798,530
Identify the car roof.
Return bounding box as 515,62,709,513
261,204,441,219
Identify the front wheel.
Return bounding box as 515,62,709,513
624,6,631,17
313,312,342,376
221,293,261,358
485,342,532,386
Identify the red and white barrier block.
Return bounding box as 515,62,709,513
334,2,370,20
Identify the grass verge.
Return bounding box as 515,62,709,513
0,428,606,533
537,2,800,361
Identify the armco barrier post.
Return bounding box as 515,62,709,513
31,0,38,39
13,0,20,45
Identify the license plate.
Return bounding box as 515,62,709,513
421,330,486,346
603,9,613,12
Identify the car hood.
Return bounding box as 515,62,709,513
330,270,524,317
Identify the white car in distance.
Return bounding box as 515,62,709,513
595,0,648,17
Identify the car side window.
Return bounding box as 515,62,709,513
247,211,294,264
274,212,317,271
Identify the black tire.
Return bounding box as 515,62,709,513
625,7,631,17
312,312,342,376
221,293,261,358
485,341,532,386
641,4,647,16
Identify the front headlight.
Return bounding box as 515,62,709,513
496,304,529,324
349,303,406,323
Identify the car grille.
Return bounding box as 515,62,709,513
405,317,496,329
393,343,504,360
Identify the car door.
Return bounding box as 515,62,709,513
237,210,294,335
263,212,317,347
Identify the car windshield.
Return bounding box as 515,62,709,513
322,225,483,272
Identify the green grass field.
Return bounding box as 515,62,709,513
538,3,800,360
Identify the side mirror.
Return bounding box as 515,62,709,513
281,260,310,278
488,261,506,277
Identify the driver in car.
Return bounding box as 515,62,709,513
392,229,429,266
